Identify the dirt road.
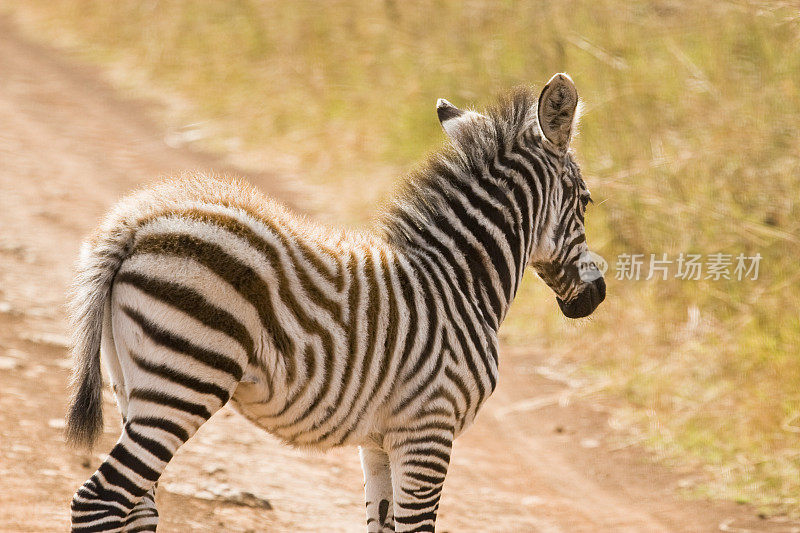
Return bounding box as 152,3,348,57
0,18,794,532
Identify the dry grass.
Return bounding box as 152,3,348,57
5,0,800,516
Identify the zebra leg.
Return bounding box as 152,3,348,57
359,446,395,533
70,422,154,532
121,484,158,532
100,341,158,532
71,384,236,532
386,429,453,533
71,408,219,532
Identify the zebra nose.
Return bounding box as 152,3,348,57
555,276,605,318
593,276,606,304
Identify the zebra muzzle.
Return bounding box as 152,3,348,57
556,277,605,319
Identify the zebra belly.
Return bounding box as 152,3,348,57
229,358,389,450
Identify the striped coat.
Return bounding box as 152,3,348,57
66,73,604,532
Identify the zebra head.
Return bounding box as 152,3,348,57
435,73,605,320
528,73,605,319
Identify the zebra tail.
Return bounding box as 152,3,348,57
65,223,135,448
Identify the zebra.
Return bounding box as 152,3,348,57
65,72,604,532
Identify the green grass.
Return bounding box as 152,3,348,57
6,0,800,516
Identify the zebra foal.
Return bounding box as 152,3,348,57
66,73,604,532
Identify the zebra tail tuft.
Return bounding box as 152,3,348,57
65,224,135,448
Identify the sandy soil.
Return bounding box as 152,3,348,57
0,17,796,533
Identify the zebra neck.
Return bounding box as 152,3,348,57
384,172,538,331
382,130,559,331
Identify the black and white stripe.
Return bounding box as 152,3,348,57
66,73,603,532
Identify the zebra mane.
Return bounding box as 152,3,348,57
380,86,540,248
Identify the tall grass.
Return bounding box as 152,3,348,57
6,0,799,515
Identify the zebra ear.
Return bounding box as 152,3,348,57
537,73,579,153
437,98,470,138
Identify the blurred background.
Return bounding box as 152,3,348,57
2,0,799,526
